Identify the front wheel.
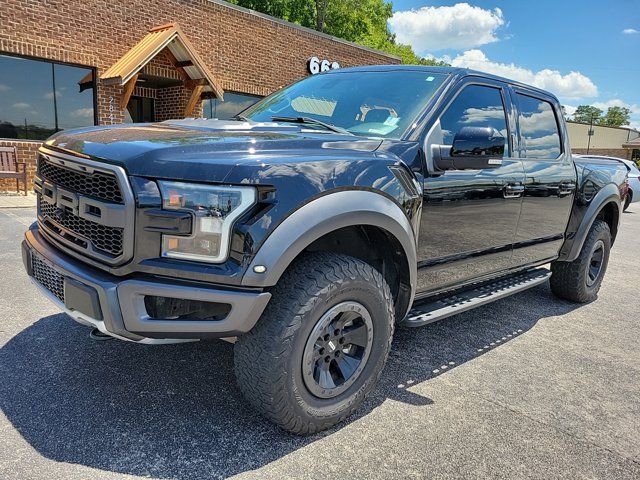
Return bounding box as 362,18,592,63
550,219,611,303
234,252,395,434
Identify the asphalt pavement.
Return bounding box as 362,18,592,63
1,206,639,480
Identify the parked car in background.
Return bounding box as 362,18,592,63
577,155,640,211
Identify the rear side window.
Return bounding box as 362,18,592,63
517,94,562,158
438,84,509,157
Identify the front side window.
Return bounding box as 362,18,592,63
434,84,509,157
516,93,562,158
244,70,448,139
204,92,262,120
0,54,95,140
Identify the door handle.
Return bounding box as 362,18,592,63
504,184,525,199
558,181,576,196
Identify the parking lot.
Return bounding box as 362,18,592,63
1,205,639,480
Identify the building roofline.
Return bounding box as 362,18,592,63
566,120,640,134
207,0,401,61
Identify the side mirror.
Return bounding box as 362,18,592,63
452,126,505,158
431,126,505,172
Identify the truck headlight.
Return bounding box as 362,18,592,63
158,181,256,263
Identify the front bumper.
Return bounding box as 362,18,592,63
23,223,271,343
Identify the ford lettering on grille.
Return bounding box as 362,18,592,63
34,148,135,266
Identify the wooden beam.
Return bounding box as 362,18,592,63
163,48,190,81
185,78,207,89
175,60,193,68
149,22,176,33
119,73,139,110
184,85,205,117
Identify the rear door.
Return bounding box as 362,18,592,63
416,80,525,295
510,90,576,266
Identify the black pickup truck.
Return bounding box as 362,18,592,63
22,66,627,434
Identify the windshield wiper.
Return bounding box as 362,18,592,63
270,116,353,135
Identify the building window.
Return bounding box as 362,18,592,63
0,54,96,140
204,92,262,120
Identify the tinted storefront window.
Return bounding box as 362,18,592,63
0,54,95,140
204,92,261,120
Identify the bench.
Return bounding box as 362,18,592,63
0,146,28,195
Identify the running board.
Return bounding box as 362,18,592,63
403,268,551,328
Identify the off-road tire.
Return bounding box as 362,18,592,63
234,252,395,435
550,219,611,303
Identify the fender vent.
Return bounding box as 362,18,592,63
389,165,421,197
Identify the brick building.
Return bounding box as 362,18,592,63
0,0,399,191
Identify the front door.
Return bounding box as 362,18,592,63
125,96,155,123
510,91,576,266
416,81,525,295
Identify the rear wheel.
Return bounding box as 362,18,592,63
550,219,611,303
624,191,632,211
234,252,394,434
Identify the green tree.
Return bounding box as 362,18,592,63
228,0,448,66
599,106,631,127
572,105,603,124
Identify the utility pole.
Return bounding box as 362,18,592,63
586,113,595,154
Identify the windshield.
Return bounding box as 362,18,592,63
243,70,448,139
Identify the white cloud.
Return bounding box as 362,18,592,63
388,3,504,52
43,88,66,100
461,106,504,124
72,108,94,118
591,98,640,114
622,28,638,34
0,84,10,92
12,102,30,109
449,49,598,100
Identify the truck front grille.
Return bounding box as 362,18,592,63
35,148,135,266
39,156,124,204
39,200,124,257
32,254,65,302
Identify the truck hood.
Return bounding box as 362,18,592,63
45,119,384,183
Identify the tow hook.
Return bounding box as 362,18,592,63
89,328,114,341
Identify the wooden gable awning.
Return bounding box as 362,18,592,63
99,23,224,100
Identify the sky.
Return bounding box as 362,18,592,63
388,0,640,129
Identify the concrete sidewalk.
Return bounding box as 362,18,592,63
0,193,36,209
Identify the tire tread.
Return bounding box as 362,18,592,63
234,252,394,434
550,219,611,303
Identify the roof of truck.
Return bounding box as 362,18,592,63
331,65,560,103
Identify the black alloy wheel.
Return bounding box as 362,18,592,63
586,240,605,287
302,301,373,399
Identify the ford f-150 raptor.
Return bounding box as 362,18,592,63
22,66,627,434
